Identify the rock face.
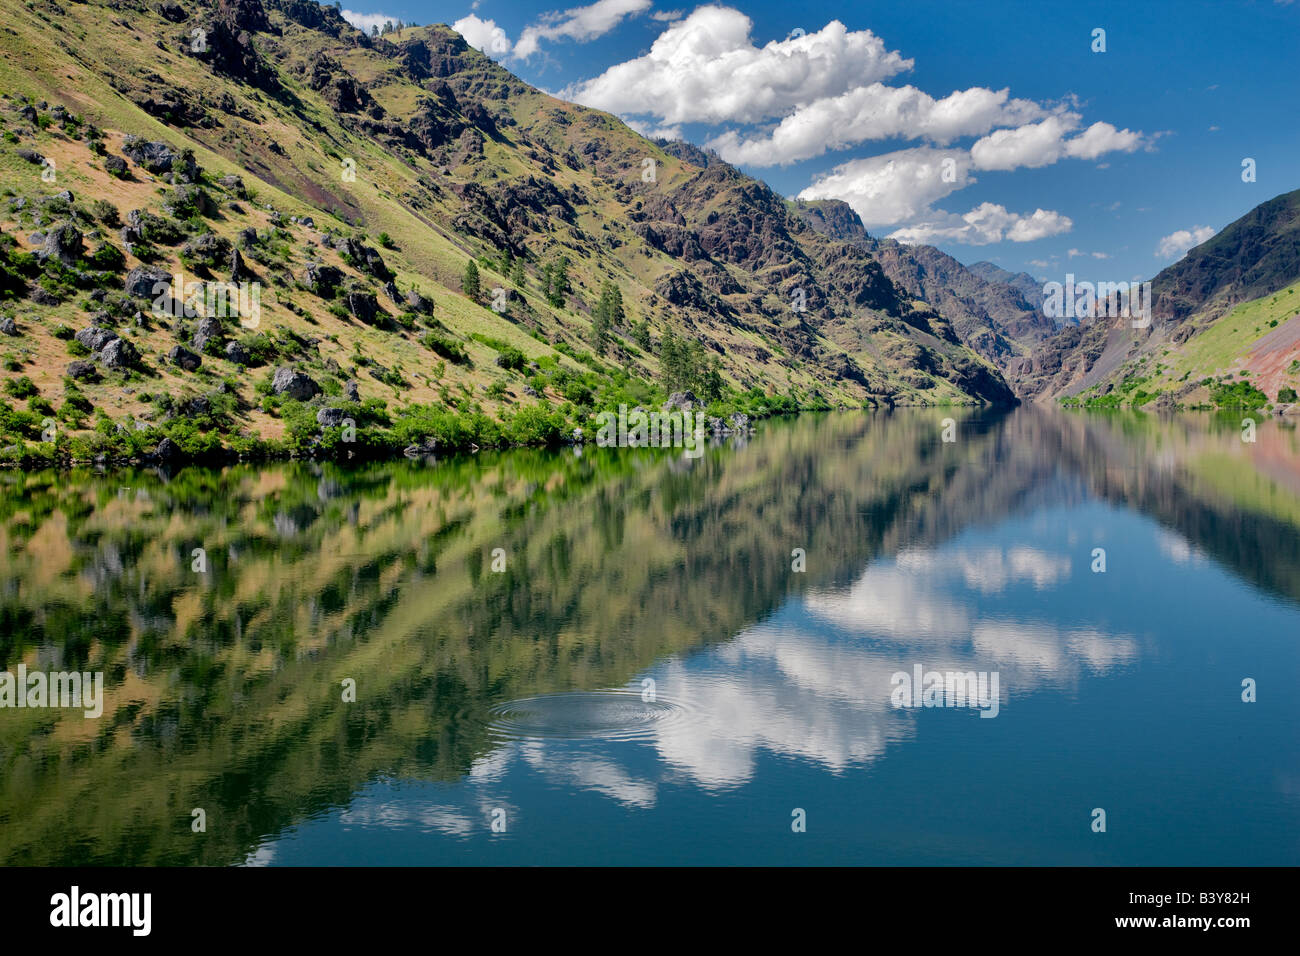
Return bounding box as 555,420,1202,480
343,380,360,402
271,366,321,400
315,407,347,427
168,345,202,371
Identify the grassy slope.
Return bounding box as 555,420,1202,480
0,1,1010,466
1065,279,1300,410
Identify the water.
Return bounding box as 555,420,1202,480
1,408,1297,866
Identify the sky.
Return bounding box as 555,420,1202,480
339,0,1299,284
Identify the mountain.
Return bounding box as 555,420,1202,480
966,262,1051,320
791,199,1054,364
0,0,1018,467
1010,188,1300,408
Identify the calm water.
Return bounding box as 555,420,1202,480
1,409,1298,866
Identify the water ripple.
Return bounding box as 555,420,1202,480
486,690,691,743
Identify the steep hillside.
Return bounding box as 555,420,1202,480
0,0,1015,467
792,198,1053,365
1010,188,1300,410
966,261,1052,322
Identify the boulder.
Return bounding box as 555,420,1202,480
76,325,118,352
663,390,699,413
104,155,128,177
42,222,83,265
223,340,250,364
121,137,177,174
125,265,172,298
65,360,97,380
345,289,378,324
154,437,180,461
343,379,360,402
404,289,432,314
0,316,17,336
96,337,140,369
316,407,347,427
302,261,343,297
191,316,223,352
271,366,321,400
168,345,202,371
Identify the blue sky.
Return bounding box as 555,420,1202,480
340,0,1298,283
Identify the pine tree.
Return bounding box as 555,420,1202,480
462,260,481,301
511,257,526,288
633,320,651,351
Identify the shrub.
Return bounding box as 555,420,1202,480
4,376,38,399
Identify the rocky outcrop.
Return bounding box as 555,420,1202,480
271,367,321,400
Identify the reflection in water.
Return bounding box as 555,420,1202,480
1,408,1298,865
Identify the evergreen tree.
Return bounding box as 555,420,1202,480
545,257,569,308
462,259,481,301
511,257,526,288
633,320,651,351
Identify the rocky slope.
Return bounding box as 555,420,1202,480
0,0,1019,466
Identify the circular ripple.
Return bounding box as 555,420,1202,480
487,690,689,743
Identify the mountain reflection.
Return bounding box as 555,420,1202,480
1,408,1298,864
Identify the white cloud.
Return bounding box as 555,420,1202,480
515,0,653,59
561,7,913,125
708,83,1043,167
797,147,971,227
650,8,684,19
626,118,684,141
970,115,1143,171
889,203,1073,246
342,9,399,33
453,13,514,57
1156,225,1215,259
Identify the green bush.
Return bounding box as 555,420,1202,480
4,376,38,399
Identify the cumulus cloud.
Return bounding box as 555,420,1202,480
970,115,1143,170
708,83,1044,167
342,9,400,33
1156,225,1215,259
453,14,514,57
797,147,971,227
561,7,913,125
560,5,1142,244
515,0,653,59
889,203,1073,246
